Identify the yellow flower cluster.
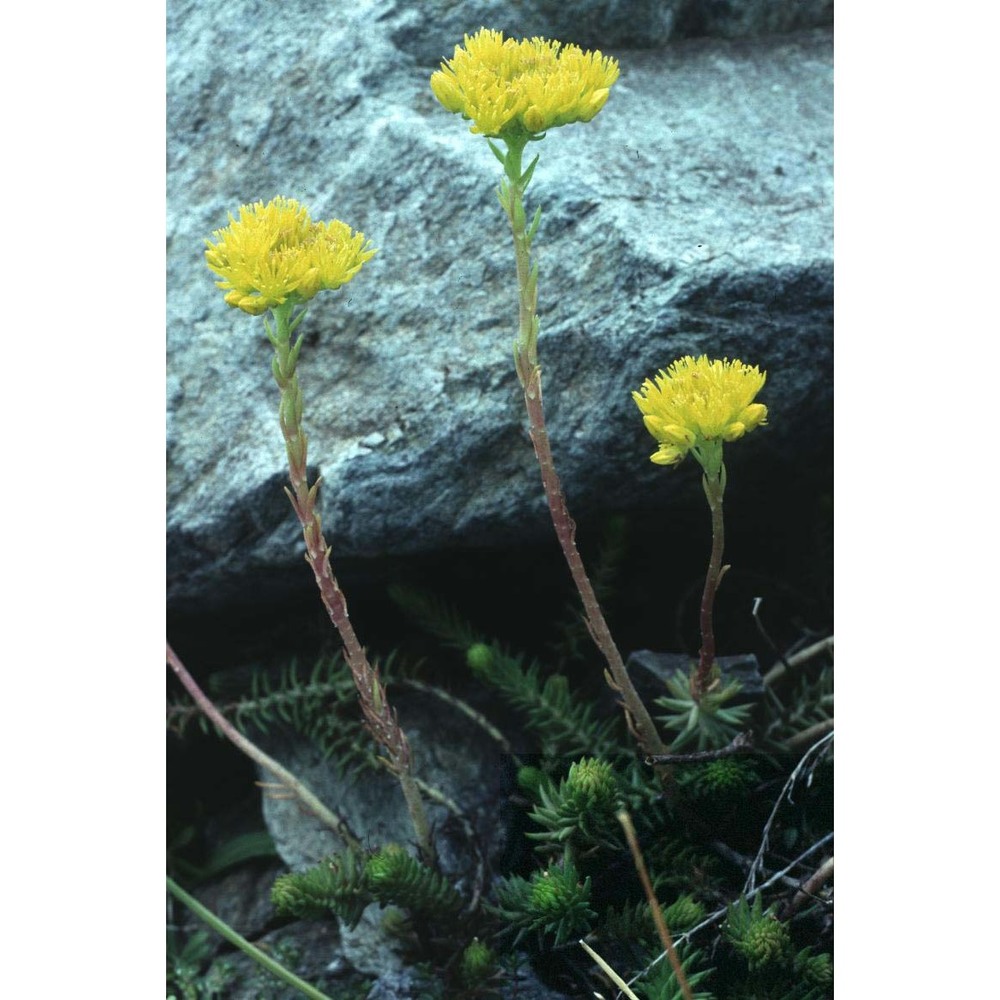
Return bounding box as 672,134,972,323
204,197,376,315
430,28,619,137
633,356,768,467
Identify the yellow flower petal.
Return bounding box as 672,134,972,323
740,403,768,431
430,28,619,137
204,197,376,314
651,445,685,466
633,356,768,468
661,423,697,448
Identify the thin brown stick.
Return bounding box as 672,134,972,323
166,642,361,850
709,840,801,892
763,635,834,686
782,717,834,753
617,810,694,1000
745,731,834,893
647,730,754,765
781,856,834,919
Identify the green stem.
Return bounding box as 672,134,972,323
166,642,361,850
167,876,334,1000
693,469,726,699
498,138,665,757
499,135,540,378
265,302,434,866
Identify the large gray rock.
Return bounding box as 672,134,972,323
167,0,832,613
369,0,832,61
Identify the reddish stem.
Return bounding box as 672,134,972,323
693,471,726,699
521,364,666,756
500,144,665,757
166,642,361,848
268,304,434,864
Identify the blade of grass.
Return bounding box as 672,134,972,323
167,875,334,1000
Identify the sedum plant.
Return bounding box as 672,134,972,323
198,196,433,862
431,28,666,758
168,26,831,1000
364,844,464,918
271,850,375,929
457,937,499,991
654,671,753,753
721,895,791,973
526,756,622,853
492,857,596,947
634,357,768,749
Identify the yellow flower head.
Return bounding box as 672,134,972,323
632,356,768,470
430,28,619,138
204,197,376,315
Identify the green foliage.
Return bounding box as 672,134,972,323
458,937,499,990
392,583,625,760
364,844,464,917
171,830,279,885
492,858,596,946
662,893,707,932
171,563,832,999
655,671,753,751
526,756,622,853
168,652,415,778
171,618,831,998
724,974,830,1000
516,763,548,798
793,947,833,989
763,666,833,746
376,540,831,997
466,642,495,674
464,641,620,759
614,757,677,827
523,754,666,868
676,758,760,801
166,928,234,1000
634,947,715,1000
603,898,655,944
722,895,792,972
642,836,724,897
271,850,374,929
604,893,705,946
389,584,485,652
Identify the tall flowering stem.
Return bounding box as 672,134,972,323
204,198,433,864
266,301,433,864
633,356,768,702
431,30,664,756
496,137,666,758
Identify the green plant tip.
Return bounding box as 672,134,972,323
459,937,497,987
466,642,494,673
